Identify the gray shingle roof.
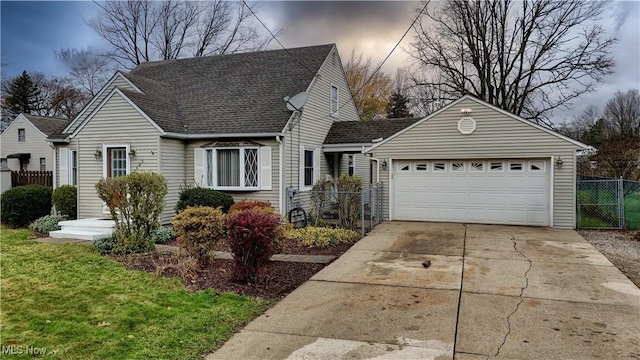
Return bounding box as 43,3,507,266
24,114,71,136
324,118,421,145
122,44,335,135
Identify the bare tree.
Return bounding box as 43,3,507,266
409,0,616,126
556,104,601,140
30,73,88,119
603,89,640,137
344,50,393,120
56,48,113,97
89,0,273,68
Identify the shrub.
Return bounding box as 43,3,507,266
227,209,282,282
94,236,116,255
282,226,361,248
0,185,52,228
335,174,362,230
95,172,167,254
171,206,226,267
151,226,175,244
175,186,234,213
30,215,62,233
229,200,275,214
52,185,77,219
310,179,333,226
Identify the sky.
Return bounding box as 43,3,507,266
1,1,639,123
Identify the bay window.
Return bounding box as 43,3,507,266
205,147,259,190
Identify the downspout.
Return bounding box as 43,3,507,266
276,135,284,214
49,143,56,189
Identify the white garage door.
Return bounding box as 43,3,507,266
392,159,550,226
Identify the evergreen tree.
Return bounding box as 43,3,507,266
3,71,41,114
387,91,412,118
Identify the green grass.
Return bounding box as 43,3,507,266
624,191,640,230
0,228,271,359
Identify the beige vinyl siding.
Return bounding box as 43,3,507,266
185,139,281,210
75,92,161,219
337,153,371,186
67,76,138,134
159,137,186,224
0,115,54,171
370,98,581,228
282,46,360,193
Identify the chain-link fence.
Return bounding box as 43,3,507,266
577,175,640,230
286,184,384,235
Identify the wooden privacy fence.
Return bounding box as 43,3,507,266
11,171,53,188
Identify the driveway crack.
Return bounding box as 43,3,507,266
495,236,532,357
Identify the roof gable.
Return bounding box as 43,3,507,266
3,113,70,138
124,44,334,135
367,95,590,152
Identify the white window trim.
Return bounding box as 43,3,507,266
348,154,355,176
69,149,78,186
330,83,339,117
508,160,525,172
18,128,25,142
102,144,131,177
489,161,504,172
300,146,319,190
205,146,260,191
39,158,46,171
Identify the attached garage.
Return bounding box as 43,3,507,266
392,159,550,226
366,95,590,229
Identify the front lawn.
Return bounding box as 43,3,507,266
0,228,270,359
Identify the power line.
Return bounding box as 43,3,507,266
242,0,317,76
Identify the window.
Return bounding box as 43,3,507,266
70,150,78,185
18,129,25,142
490,162,503,172
451,162,465,172
416,163,428,171
0,158,6,167
39,158,46,171
330,84,338,115
107,147,127,177
433,162,446,171
304,150,314,187
206,147,258,189
529,160,545,172
509,161,524,172
398,161,410,171
348,154,354,176
470,162,484,172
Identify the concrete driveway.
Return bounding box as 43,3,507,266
207,222,640,360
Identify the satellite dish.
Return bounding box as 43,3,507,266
285,92,308,111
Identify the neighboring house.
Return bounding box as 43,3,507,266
360,95,590,229
48,44,362,224
0,114,70,171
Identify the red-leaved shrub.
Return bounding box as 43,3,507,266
226,208,282,282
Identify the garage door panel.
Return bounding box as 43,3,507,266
393,159,550,226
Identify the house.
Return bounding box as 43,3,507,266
48,44,363,233
357,95,590,229
0,114,70,171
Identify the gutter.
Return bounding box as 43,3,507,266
276,136,284,214
163,132,283,139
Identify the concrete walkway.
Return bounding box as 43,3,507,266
207,222,640,360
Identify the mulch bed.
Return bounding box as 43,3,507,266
113,237,357,300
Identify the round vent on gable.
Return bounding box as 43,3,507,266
458,117,476,135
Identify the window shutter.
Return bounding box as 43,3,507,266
194,148,205,186
59,148,69,186
260,146,272,190
314,148,321,184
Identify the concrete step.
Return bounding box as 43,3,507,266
49,230,111,241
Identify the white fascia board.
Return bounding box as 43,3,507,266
163,132,282,139
70,88,165,138
62,71,142,134
323,143,371,152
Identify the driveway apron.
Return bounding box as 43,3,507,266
207,222,640,360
